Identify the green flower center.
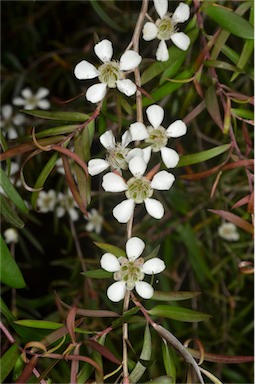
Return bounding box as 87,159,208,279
114,257,144,290
98,61,124,88
156,15,175,40
27,96,38,108
125,176,153,203
107,144,129,170
145,126,168,152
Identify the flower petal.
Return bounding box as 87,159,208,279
126,237,145,260
171,32,190,51
1,105,12,119
21,88,32,98
37,100,50,110
113,199,135,223
116,79,136,96
121,130,132,148
160,147,179,168
36,87,49,99
144,198,164,219
102,173,127,192
129,156,147,176
88,159,109,176
86,83,107,103
166,120,187,138
126,148,145,162
100,253,120,272
142,22,158,41
74,60,99,80
69,208,79,221
172,2,190,23
107,281,126,302
94,39,113,62
12,97,25,106
151,170,175,190
135,281,154,299
146,104,164,128
142,257,166,274
153,0,168,18
156,39,169,62
100,130,116,149
129,122,149,141
143,146,152,164
119,51,142,71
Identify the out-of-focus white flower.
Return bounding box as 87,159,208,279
4,228,19,244
130,104,187,168
85,208,103,234
0,104,25,139
13,87,50,110
74,39,142,103
102,156,175,223
56,190,79,221
143,1,190,61
100,236,166,302
37,190,57,213
218,222,240,242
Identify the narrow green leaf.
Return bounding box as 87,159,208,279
0,167,28,214
0,234,26,288
177,144,231,167
94,242,126,257
14,320,63,329
205,85,223,129
129,324,152,383
90,0,126,32
82,269,112,279
25,124,79,140
162,341,176,382
0,194,25,228
204,60,245,73
148,305,211,322
231,108,254,120
22,110,89,122
205,5,254,39
152,291,201,302
0,343,19,383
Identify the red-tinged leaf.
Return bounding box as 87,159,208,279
60,300,120,318
208,209,254,234
66,307,77,344
85,340,121,365
232,194,251,210
187,347,254,364
205,85,223,130
15,355,38,384
248,191,254,214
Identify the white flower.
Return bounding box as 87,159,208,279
130,104,187,168
143,1,190,61
85,208,103,234
218,223,240,242
4,228,19,244
56,190,79,221
37,190,57,213
0,104,25,139
74,39,142,103
102,156,175,223
100,237,166,302
13,87,50,110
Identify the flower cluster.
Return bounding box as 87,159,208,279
37,189,79,221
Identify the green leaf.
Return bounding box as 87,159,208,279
94,242,126,257
162,341,176,382
82,269,112,279
147,305,211,322
152,291,201,302
144,376,174,384
177,144,231,167
0,343,19,383
0,194,25,228
22,110,89,122
0,167,28,214
26,124,79,139
204,5,254,39
14,320,63,329
231,108,254,120
129,324,152,383
90,0,126,32
0,234,26,288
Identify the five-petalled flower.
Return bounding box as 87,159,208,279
13,87,50,110
129,104,187,168
74,39,142,103
102,156,175,223
100,236,166,302
143,0,190,61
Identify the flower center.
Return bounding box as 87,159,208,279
125,176,153,203
27,96,38,108
114,257,144,290
156,15,175,40
145,126,168,152
98,61,124,88
107,144,129,170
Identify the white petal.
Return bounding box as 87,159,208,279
116,79,136,96
142,258,166,274
119,51,142,71
171,32,190,51
135,281,154,299
129,122,149,141
151,170,175,190
74,60,99,80
121,130,132,148
21,88,32,98
13,113,25,125
107,281,126,302
144,198,164,219
100,130,116,149
172,2,190,23
113,199,135,223
102,173,127,192
156,40,169,62
69,208,79,221
126,237,145,260
86,83,107,103
142,22,158,41
100,253,120,272
146,104,164,128
36,87,49,99
126,148,145,162
160,147,179,168
94,39,113,62
12,97,25,106
37,100,50,110
88,159,109,176
8,128,18,140
56,206,65,218
143,146,152,163
2,105,12,119
166,120,187,138
129,156,147,176
153,0,168,18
